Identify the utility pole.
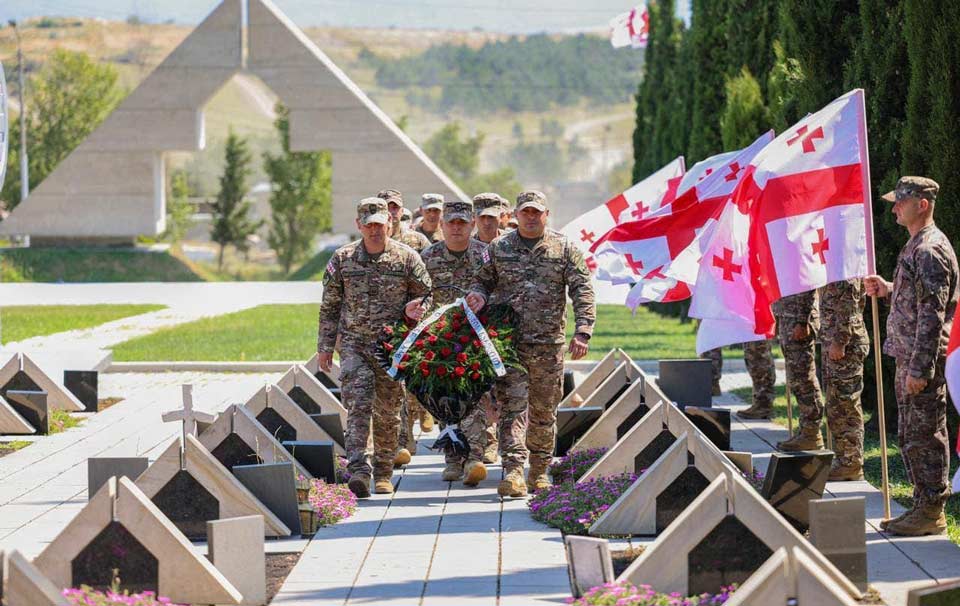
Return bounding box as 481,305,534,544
9,20,27,203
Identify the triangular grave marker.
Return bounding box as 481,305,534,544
570,378,650,453
723,546,860,606
559,349,632,409
243,384,345,455
0,353,83,412
275,365,346,422
1,550,68,606
0,394,36,434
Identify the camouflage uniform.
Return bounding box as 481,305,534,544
417,193,446,243
418,235,490,466
318,201,431,481
883,221,958,510
743,339,776,410
473,192,508,245
699,347,723,395
471,193,596,475
819,279,869,469
393,223,430,252
773,290,824,436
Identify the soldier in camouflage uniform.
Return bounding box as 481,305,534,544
467,191,596,497
420,199,490,486
819,279,869,481
317,198,432,498
738,339,777,419
472,192,509,462
401,207,413,228
773,290,825,451
866,176,958,536
377,189,434,464
417,194,446,243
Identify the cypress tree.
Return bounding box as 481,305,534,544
687,0,730,163
210,130,262,272
633,0,669,181
724,0,779,95
649,1,684,171
720,68,769,150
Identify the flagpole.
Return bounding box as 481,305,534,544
856,89,892,520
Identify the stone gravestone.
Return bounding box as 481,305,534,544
0,394,36,435
34,477,243,605
283,440,336,483
554,406,604,456
907,579,960,606
723,546,861,606
7,390,49,434
567,379,648,454
809,497,867,592
87,457,149,498
276,364,347,423
208,516,266,606
618,473,862,602
684,406,731,451
564,536,614,598
762,451,833,531
244,384,345,455
558,349,630,408
63,370,98,412
1,549,69,606
308,413,345,449
0,353,84,412
234,462,302,537
657,359,713,407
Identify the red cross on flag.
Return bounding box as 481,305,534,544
610,3,649,49
738,89,872,336
945,301,960,492
560,156,684,276
587,131,774,308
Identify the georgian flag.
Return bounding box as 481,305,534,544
610,4,649,49
740,89,871,336
945,305,960,491
588,132,774,306
560,156,683,276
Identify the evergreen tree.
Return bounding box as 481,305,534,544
632,0,667,181
210,130,261,271
163,170,195,244
264,105,333,275
2,50,125,207
721,68,769,150
649,2,685,172
687,0,730,163
724,0,779,94
766,41,806,132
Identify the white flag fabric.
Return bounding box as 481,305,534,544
946,303,960,492
610,4,649,49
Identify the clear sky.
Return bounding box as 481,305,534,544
3,0,690,34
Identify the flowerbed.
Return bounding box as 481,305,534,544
529,472,638,535
549,447,608,484
569,582,736,606
63,587,184,606
307,478,357,526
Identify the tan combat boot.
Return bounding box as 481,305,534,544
393,448,412,467
348,474,371,499
420,411,435,432
880,506,913,531
482,440,499,464
737,403,773,420
498,468,528,498
827,461,864,482
776,426,824,452
527,464,552,492
442,461,463,482
886,503,947,536
712,381,722,396
463,461,487,487
374,477,394,494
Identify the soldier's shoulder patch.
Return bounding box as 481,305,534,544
481,248,491,264
325,259,336,275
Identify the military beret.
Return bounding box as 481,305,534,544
881,176,939,203
357,197,389,225
516,190,547,212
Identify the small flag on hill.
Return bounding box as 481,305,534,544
946,302,960,491
610,4,649,49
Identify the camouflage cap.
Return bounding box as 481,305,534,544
473,192,508,217
357,197,390,225
421,193,444,210
400,207,413,222
377,189,403,207
507,216,519,228
443,200,474,222
881,176,940,203
516,190,547,212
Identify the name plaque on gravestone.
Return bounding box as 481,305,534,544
71,521,158,594
615,403,650,440
64,370,98,412
210,433,264,472
657,360,713,407
234,463,301,536
287,385,323,417
687,515,772,596
255,408,297,444
684,406,731,451
633,429,678,475
151,470,220,539
762,451,833,531
655,465,712,533
282,441,336,483
7,390,49,434
308,413,345,448
87,457,149,498
554,407,604,456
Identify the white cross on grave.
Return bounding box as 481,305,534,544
162,385,217,447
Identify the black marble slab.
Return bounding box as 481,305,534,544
7,390,49,434
688,514,772,596
64,370,98,412
151,469,219,539
761,450,833,531
684,406,731,451
283,441,336,483
657,359,713,407
71,521,158,593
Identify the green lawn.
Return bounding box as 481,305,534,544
111,303,739,362
0,248,205,283
1,304,166,344
732,384,960,546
